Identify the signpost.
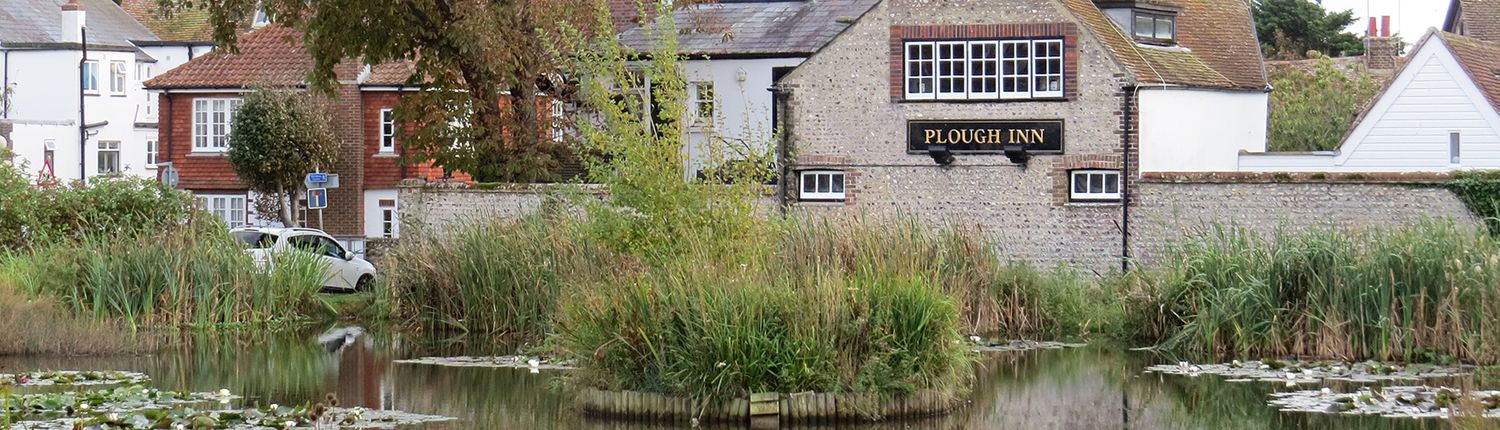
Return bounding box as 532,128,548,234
304,172,339,229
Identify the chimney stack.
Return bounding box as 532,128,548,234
61,0,85,44
1365,36,1398,75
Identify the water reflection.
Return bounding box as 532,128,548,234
0,329,1470,429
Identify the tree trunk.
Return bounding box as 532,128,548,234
279,185,297,227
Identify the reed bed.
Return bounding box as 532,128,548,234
1132,221,1500,364
3,227,326,329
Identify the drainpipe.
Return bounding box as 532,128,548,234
3,49,10,119
78,27,87,182
1120,86,1135,273
770,85,790,213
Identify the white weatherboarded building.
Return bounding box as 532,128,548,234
1239,30,1500,173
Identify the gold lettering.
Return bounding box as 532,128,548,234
988,129,1002,145
947,130,962,145
1028,129,1044,144
924,129,937,144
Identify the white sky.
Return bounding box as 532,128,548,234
1318,0,1452,41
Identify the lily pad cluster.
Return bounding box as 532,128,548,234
1269,385,1500,418
1143,359,1469,384
3,384,452,429
1,371,149,387
393,355,576,370
967,337,1086,353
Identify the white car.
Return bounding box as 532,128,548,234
231,227,377,292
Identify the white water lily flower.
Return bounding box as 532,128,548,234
108,413,119,421
219,388,231,396
284,420,297,428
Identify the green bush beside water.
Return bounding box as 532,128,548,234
1128,221,1500,364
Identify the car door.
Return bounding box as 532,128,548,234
287,234,345,289
314,235,359,289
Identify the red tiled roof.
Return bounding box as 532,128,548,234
1446,0,1500,43
1058,0,1268,90
144,24,413,89
1439,31,1500,114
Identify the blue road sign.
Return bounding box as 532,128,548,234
307,188,328,210
307,172,328,183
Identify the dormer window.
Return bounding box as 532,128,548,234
1132,10,1175,43
253,8,272,27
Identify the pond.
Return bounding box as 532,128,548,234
0,326,1466,429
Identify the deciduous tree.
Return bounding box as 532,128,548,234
157,0,603,182
226,88,338,226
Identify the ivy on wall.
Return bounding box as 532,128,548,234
1446,171,1500,235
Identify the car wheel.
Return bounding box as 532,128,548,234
355,275,374,293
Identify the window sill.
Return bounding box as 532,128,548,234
1065,200,1121,207
187,151,227,157
83,91,100,96
374,152,399,158
110,93,128,97
795,200,847,207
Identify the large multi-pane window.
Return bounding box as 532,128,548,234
905,39,1064,101
192,98,243,152
198,195,247,227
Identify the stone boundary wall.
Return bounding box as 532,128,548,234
397,183,597,236
1130,182,1480,265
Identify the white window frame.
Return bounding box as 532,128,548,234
1450,131,1462,165
1031,40,1064,98
379,108,396,153
1069,169,1121,202
145,138,158,167
109,61,127,95
1000,40,1033,99
934,41,968,100
82,60,99,94
550,100,566,142
968,41,1000,100
97,140,120,174
197,194,247,228
192,98,242,153
904,42,935,100
798,170,846,202
379,199,398,238
691,81,716,125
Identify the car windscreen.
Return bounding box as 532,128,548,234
234,231,279,249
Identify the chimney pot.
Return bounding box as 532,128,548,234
1381,16,1391,37
1367,17,1377,37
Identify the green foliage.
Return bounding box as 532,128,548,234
1267,53,1382,152
1126,221,1500,364
162,0,600,182
1446,171,1500,235
0,159,198,252
1253,0,1364,59
226,88,338,226
2,224,327,329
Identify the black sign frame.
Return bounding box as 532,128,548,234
906,120,1065,154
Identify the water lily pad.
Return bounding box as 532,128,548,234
968,338,1086,353
0,370,149,387
1268,386,1500,418
1144,359,1469,384
393,355,576,370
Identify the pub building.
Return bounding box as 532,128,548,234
773,0,1273,270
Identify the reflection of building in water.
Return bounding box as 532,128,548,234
320,327,396,411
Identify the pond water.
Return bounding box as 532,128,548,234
0,326,1464,429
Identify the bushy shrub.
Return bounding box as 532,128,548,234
0,158,197,251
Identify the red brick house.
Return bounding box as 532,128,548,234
144,25,459,243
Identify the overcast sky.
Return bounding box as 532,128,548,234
1318,0,1452,41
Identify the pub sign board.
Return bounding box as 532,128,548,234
907,120,1064,154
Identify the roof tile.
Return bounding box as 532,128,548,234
1439,31,1500,114
144,24,412,89
1057,0,1267,90
619,0,879,56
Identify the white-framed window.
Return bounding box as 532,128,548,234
1069,169,1121,202
192,98,242,152
691,82,715,124
935,41,968,100
109,61,127,95
798,170,846,202
1133,11,1176,42
379,199,398,238
136,63,154,81
198,194,247,228
550,100,566,142
253,7,272,27
1450,131,1462,164
97,140,120,174
379,108,396,153
82,60,99,94
904,42,935,100
907,38,1065,101
145,139,158,167
43,140,56,176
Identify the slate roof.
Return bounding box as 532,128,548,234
1445,0,1500,43
1438,31,1500,114
119,0,226,43
144,24,412,89
0,0,159,49
618,0,879,56
1057,0,1268,90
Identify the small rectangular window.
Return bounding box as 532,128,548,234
904,42,935,100
97,140,120,174
82,61,99,93
968,41,999,99
934,41,968,100
1451,131,1462,164
145,139,158,166
550,101,566,142
1133,11,1176,42
379,108,396,153
1069,169,1121,202
999,40,1032,99
692,82,715,124
110,61,127,95
798,170,846,202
